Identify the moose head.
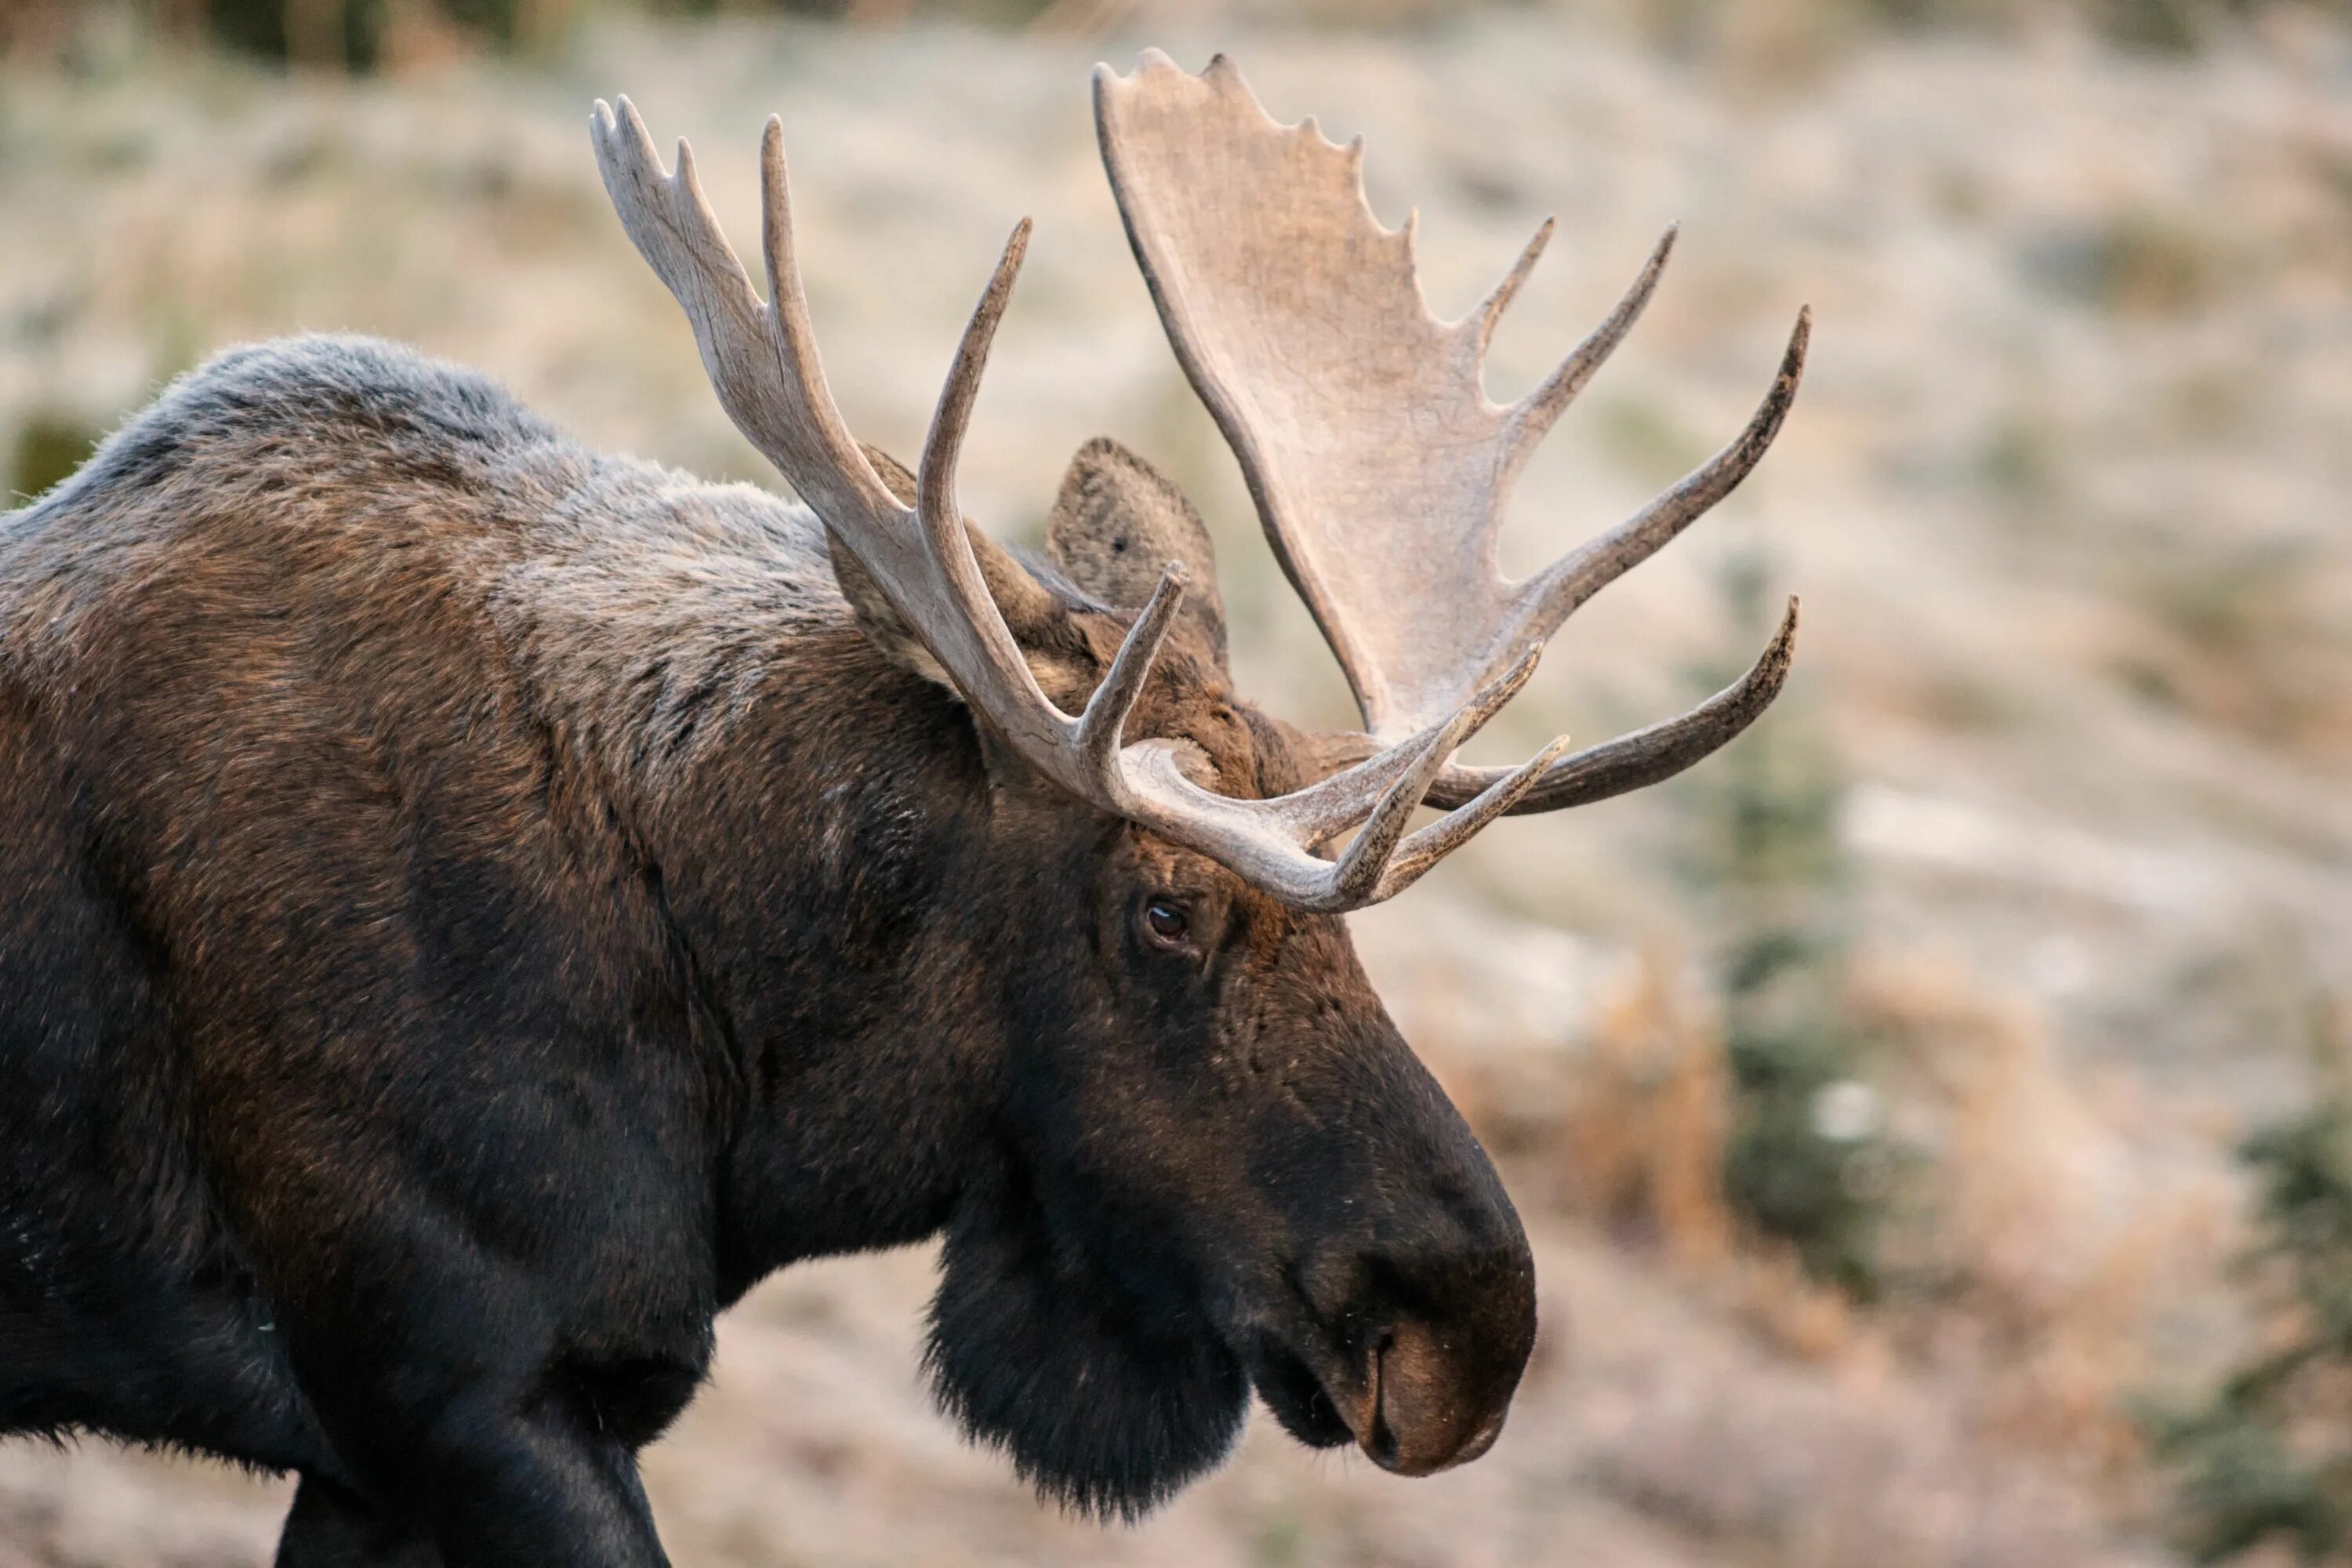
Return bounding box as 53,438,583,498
591,51,1804,1517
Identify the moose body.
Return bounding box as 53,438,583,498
2,333,1514,1557
0,336,1007,1500
0,53,1804,1566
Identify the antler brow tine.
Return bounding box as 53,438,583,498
1077,563,1191,779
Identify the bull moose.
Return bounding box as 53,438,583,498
0,50,1805,1566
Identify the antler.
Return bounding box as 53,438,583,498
591,97,1568,912
1094,51,1806,803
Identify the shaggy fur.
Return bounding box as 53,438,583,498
0,336,1535,1566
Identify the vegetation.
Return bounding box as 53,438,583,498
1673,554,1898,1298
6,412,100,504
2154,997,2352,1564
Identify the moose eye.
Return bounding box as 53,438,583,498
1141,898,1192,949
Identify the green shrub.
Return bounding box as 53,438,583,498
205,0,387,70
2154,998,2352,1563
1675,552,1897,1298
196,0,586,70
9,412,101,503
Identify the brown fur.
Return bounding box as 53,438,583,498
0,335,1534,1563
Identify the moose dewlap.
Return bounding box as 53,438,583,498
0,50,1804,1563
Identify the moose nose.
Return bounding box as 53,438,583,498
1360,1317,1521,1475
1307,1214,1537,1477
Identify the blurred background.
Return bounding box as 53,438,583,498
3,0,2350,1563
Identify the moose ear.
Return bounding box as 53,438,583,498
1046,437,1228,668
829,444,1073,691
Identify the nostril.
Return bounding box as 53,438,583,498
1368,1409,1398,1468
1367,1334,1399,1468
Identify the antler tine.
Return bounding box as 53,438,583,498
1524,307,1809,631
593,96,898,535
1105,641,1555,913
907,219,1044,695
755,116,803,342
1319,651,1570,909
1291,643,1544,848
1329,699,1490,906
917,220,1033,545
750,111,887,520
1376,732,1576,899
1466,217,1555,361
594,97,746,308
1327,642,1537,875
1429,597,1800,814
1508,224,1677,448
1076,562,1191,779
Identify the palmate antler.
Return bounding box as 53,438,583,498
593,50,1807,911
591,98,1568,913
1094,51,1806,814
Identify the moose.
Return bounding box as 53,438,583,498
0,50,1804,1566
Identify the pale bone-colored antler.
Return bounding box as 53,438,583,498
1094,50,1806,807
591,97,1570,912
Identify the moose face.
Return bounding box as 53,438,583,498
916,510,1536,1512
935,813,1537,1517
841,437,1536,1516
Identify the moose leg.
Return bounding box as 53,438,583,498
285,1375,670,1567
216,1034,706,1566
421,1410,667,1566
255,1213,680,1565
276,1477,441,1568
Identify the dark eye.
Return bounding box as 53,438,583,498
1142,898,1191,949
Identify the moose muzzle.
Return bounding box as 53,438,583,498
1292,1198,1538,1477
1359,1316,1518,1475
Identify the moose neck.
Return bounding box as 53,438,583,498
637,621,1018,1301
